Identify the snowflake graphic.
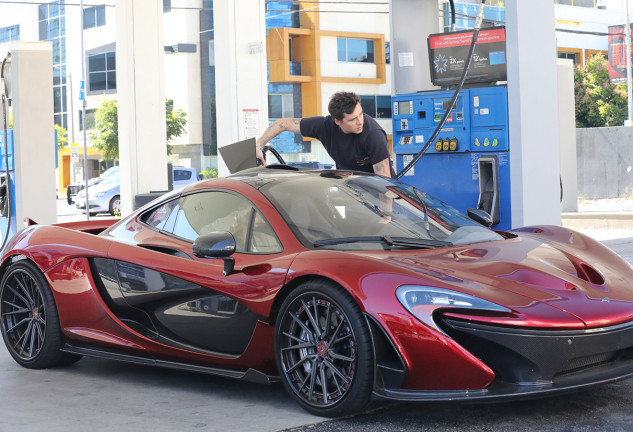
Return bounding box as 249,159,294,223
434,54,448,73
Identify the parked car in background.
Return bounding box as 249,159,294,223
75,172,121,216
74,166,199,216
66,166,119,204
172,166,198,188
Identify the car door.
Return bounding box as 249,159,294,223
100,190,290,359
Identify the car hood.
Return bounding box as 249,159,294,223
371,226,633,329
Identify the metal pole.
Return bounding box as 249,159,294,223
80,0,89,220
68,72,74,144
626,0,632,126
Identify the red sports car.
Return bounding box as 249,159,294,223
2,167,633,417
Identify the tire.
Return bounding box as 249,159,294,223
275,279,374,417
0,260,81,368
109,195,121,216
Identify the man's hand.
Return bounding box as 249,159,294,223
256,118,302,166
256,144,267,166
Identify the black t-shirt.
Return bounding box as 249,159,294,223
300,114,394,176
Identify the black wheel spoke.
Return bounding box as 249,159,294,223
6,283,31,309
6,317,30,333
308,357,318,401
285,353,314,374
288,311,315,342
327,318,345,346
332,333,352,346
320,362,329,402
301,299,322,339
2,304,31,316
323,303,332,338
328,351,354,363
281,340,315,351
324,359,351,384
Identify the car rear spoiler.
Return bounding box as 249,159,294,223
24,217,119,235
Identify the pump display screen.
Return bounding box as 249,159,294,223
433,96,464,123
442,100,456,111
398,101,412,115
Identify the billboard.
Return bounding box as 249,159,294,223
608,24,632,85
427,27,507,87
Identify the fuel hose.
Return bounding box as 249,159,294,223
396,0,486,180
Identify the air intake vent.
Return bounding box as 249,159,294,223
578,263,605,285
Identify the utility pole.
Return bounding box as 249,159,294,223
627,0,632,126
80,0,89,220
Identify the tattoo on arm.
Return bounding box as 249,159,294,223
373,159,392,178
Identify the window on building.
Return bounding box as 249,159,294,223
360,95,392,119
0,25,19,43
88,52,116,91
83,6,106,29
558,51,578,66
39,0,67,129
268,94,294,119
385,41,390,64
337,38,375,63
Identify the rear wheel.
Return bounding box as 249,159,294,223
0,260,81,368
109,195,121,216
275,280,374,417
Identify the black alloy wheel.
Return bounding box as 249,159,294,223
0,260,80,368
275,280,374,417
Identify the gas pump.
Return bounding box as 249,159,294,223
1,53,15,251
0,43,58,252
393,86,510,229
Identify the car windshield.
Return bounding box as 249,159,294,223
101,166,119,179
257,171,504,250
101,173,120,186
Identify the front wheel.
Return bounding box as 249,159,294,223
275,280,374,417
0,260,81,368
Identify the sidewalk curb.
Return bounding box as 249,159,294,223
561,212,633,230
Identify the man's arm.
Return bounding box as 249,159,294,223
256,118,302,165
372,158,393,178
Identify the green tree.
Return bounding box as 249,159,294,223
90,99,188,160
574,55,629,128
54,124,68,149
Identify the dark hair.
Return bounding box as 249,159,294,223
328,92,361,121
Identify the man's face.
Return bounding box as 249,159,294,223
334,103,364,134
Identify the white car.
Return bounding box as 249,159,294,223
75,166,199,216
66,166,119,204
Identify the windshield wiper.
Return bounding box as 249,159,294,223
313,236,452,249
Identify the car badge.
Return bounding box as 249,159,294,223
601,297,610,303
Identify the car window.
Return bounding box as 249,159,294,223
141,199,179,231
170,191,282,254
258,172,503,249
174,169,192,181
101,173,120,186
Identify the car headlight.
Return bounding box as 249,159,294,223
396,285,511,333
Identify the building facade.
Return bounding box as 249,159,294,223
0,0,630,193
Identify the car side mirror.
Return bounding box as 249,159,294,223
193,232,236,276
466,208,493,227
